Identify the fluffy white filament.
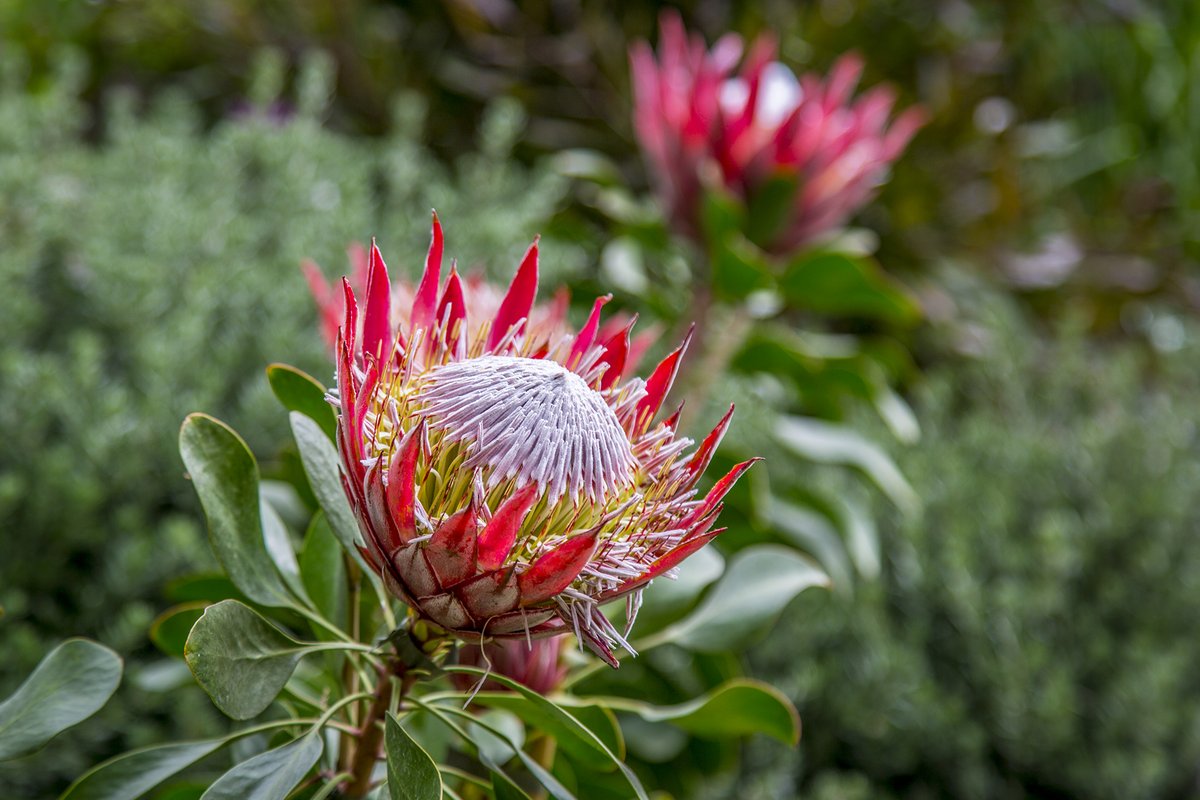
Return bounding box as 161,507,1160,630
417,355,636,502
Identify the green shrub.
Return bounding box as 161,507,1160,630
0,53,572,795
748,284,1200,799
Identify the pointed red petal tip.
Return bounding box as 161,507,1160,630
680,457,761,530
687,404,735,482
362,240,393,362
477,482,540,571
597,315,636,391
410,211,444,335
566,294,612,371
437,263,466,350
487,236,540,352
425,504,479,587
634,324,695,432
519,530,600,605
340,277,359,353
385,420,425,544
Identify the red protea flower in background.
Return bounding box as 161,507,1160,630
630,11,924,254
328,216,755,666
303,218,656,371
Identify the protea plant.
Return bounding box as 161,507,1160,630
329,216,755,665
631,11,924,253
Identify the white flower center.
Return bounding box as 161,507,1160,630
417,356,635,503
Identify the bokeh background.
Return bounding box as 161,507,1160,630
4,1,1200,798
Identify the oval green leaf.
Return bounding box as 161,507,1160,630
60,738,227,800
0,638,122,761
656,545,830,652
571,679,800,745
289,412,363,561
184,600,306,720
149,603,208,659
779,251,920,325
299,513,348,637
200,731,323,800
267,363,337,440
776,415,919,513
385,712,443,800
179,414,295,608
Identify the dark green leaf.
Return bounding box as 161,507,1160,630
200,731,323,800
779,251,920,325
259,493,307,602
385,712,443,800
267,363,337,440
656,545,829,652
744,171,799,248
290,412,363,561
60,738,226,800
149,603,208,659
491,770,533,800
766,498,853,591
179,414,295,608
299,513,348,637
574,679,799,745
447,669,646,799
165,574,244,605
0,639,122,761
776,415,919,512
184,600,307,720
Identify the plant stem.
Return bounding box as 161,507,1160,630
343,662,416,798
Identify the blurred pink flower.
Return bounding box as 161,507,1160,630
325,215,756,666
631,11,924,253
454,638,570,696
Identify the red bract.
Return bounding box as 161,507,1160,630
631,11,924,253
324,215,756,666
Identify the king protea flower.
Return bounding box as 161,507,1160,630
328,215,755,666
631,11,924,253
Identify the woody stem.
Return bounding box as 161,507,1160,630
343,661,412,798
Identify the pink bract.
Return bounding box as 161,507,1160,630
631,11,924,253
325,214,756,666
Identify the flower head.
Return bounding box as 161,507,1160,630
328,214,755,665
631,11,924,253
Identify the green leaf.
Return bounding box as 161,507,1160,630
165,574,244,605
574,679,799,746
744,171,799,249
766,498,853,591
491,770,533,800
656,545,830,652
778,251,920,325
260,492,307,602
149,603,208,659
446,669,646,799
290,412,363,560
267,363,337,440
179,414,295,608
556,704,623,762
184,600,307,720
385,712,443,800
0,639,122,761
61,739,227,800
299,513,348,636
776,415,919,513
633,545,724,634
200,731,323,800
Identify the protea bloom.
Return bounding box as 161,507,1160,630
631,11,924,253
328,216,755,665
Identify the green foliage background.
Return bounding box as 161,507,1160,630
3,1,1200,797
748,284,1200,798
